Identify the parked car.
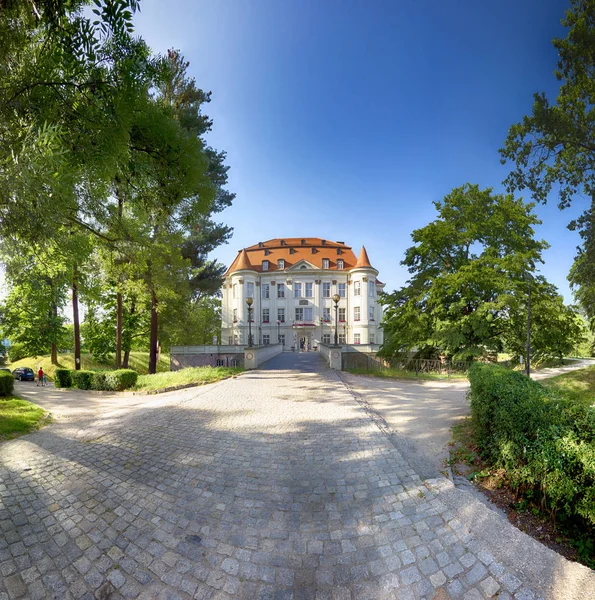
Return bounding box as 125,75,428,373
12,367,35,381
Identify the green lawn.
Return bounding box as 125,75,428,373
0,397,49,439
541,365,595,408
8,352,170,379
346,367,468,381
135,366,243,392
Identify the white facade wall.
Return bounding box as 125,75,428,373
221,265,384,349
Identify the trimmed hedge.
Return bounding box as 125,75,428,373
0,371,14,396
54,368,72,388
71,370,94,390
469,363,595,526
55,368,138,391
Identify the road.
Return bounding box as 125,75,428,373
0,354,593,599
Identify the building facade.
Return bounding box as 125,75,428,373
221,238,384,349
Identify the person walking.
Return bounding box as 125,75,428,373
37,367,44,387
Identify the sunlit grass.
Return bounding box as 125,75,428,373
346,367,468,381
0,397,49,439
8,352,170,379
135,366,243,392
541,365,595,408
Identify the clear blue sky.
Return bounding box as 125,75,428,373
133,0,584,300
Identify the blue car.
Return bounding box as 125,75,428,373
12,367,35,381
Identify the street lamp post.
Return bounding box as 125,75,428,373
332,293,340,346
246,297,253,347
526,279,531,377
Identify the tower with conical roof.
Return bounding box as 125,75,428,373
349,246,380,346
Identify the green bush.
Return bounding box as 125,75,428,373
468,363,595,527
92,371,108,391
0,371,14,396
54,368,72,388
104,369,138,391
71,370,94,390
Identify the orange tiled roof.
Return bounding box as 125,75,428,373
354,246,373,269
225,237,361,275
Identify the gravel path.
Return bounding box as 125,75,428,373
1,355,593,599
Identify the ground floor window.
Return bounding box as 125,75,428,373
322,334,331,344
354,333,361,344
263,334,270,345
339,334,346,344
216,359,225,366
228,336,233,345
369,334,375,344
279,334,285,346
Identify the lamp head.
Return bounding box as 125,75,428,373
246,297,253,307
332,293,340,304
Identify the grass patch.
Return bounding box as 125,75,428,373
8,352,170,379
541,365,595,408
346,367,468,381
135,366,243,392
0,397,49,440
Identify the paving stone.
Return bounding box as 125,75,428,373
0,361,547,600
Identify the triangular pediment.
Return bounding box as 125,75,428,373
287,259,318,271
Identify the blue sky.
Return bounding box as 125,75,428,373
135,0,583,300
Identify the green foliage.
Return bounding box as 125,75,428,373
0,399,47,439
54,368,72,388
468,363,595,528
98,369,138,391
380,184,549,361
0,371,14,396
71,370,94,390
135,366,241,392
7,343,28,362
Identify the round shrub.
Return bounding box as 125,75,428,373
104,369,138,391
71,370,94,390
54,368,72,388
0,371,14,396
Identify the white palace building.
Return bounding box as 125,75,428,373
221,237,384,350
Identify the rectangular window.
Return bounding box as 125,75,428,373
305,282,313,297
368,280,375,297
295,307,304,320
354,333,361,345
337,259,344,269
304,307,313,322
339,333,346,344
323,307,331,321
262,309,269,323
262,260,269,271
322,258,330,269
369,334,375,344
339,308,346,322
322,334,331,344
262,284,270,299
338,283,346,297
354,281,361,296
263,334,270,345
228,336,233,345
369,306,375,321
277,308,285,322
233,308,238,323
246,282,254,298
354,306,361,321
233,284,238,299
322,282,331,297
279,334,285,346
216,358,225,366
278,259,285,270
277,283,285,298
294,283,302,298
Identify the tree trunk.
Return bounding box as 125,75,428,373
72,266,81,370
148,289,158,374
50,302,58,365
122,299,135,369
115,292,122,369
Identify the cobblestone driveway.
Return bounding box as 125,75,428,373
1,358,593,599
